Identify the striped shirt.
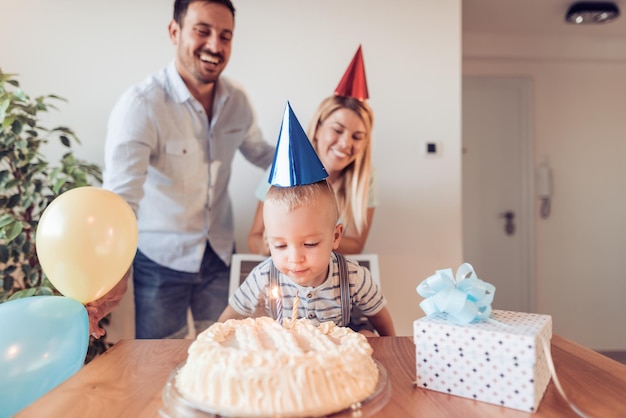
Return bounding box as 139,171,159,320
229,252,387,326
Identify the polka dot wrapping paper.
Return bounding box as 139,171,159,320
413,310,552,412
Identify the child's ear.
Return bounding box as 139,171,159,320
332,223,343,249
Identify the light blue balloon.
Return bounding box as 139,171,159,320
0,296,88,417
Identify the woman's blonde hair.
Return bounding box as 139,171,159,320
307,95,374,234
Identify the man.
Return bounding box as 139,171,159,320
98,0,275,339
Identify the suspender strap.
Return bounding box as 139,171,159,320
334,252,351,327
268,262,281,320
268,253,351,326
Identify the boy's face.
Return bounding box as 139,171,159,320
264,198,342,288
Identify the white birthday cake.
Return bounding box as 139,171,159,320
175,316,379,417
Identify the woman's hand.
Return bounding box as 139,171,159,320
336,207,375,254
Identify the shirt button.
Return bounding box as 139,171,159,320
306,293,312,299
308,313,315,319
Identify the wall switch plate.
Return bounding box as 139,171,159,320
422,141,442,157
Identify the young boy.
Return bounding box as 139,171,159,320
217,179,396,336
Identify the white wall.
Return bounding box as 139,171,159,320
11,1,623,351
464,32,626,350
1,0,462,337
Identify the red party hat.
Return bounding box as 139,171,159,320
334,45,369,101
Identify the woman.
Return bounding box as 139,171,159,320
248,94,376,255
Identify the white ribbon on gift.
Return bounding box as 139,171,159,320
416,263,495,325
485,318,589,417
540,336,589,418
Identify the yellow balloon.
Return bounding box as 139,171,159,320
36,187,138,304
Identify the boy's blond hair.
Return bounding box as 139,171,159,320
265,180,339,226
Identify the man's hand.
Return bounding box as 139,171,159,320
84,269,130,339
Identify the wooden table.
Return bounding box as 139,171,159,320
17,335,626,417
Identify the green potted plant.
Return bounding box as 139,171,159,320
0,68,109,362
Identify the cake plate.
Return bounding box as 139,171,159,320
160,360,391,418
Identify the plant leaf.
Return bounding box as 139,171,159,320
35,286,54,296
0,245,8,263
5,221,23,242
0,214,15,228
59,135,71,147
8,287,38,300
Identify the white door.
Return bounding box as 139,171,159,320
462,77,533,312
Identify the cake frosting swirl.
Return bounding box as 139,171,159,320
175,316,379,417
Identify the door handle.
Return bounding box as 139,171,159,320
499,211,515,236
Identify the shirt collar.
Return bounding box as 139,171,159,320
166,61,191,103
166,61,230,107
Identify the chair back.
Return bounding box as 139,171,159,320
229,253,381,298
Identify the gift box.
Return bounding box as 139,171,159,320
414,264,552,413
414,309,552,412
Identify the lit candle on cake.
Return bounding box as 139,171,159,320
290,294,300,328
271,286,283,326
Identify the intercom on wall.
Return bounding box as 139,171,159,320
537,163,552,219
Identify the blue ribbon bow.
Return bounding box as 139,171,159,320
416,263,495,325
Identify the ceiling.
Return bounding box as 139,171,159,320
463,0,626,37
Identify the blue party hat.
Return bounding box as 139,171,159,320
268,102,328,187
